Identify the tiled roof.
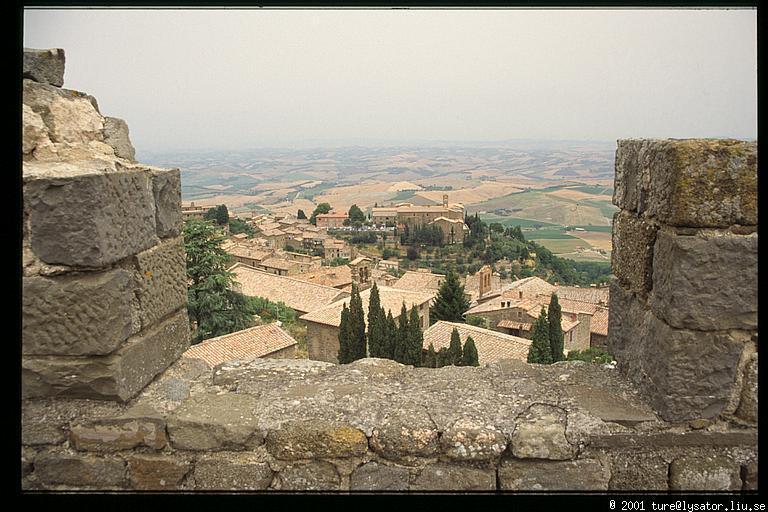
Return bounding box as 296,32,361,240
226,245,273,262
423,321,532,364
349,256,372,265
393,271,445,293
291,265,353,288
591,306,609,336
554,285,610,305
430,216,465,224
300,286,435,327
182,323,297,368
230,263,349,314
261,229,286,237
502,276,557,297
258,257,295,271
257,222,282,231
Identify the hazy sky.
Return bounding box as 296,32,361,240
23,8,757,153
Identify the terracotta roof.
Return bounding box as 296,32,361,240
393,271,445,293
291,265,353,288
182,323,297,367
502,276,557,298
349,256,372,265
591,306,609,336
261,229,286,237
423,321,532,364
554,285,610,305
226,245,274,262
256,222,282,231
258,257,295,271
300,286,435,327
430,216,464,224
230,263,349,314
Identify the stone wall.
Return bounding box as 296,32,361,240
608,139,757,424
22,48,189,402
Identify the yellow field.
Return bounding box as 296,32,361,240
569,230,613,251
545,189,613,202
416,182,523,206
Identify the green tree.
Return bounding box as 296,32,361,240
431,270,471,323
309,202,332,225
424,343,438,368
228,218,254,237
527,307,553,364
297,209,307,220
337,303,353,364
348,204,366,223
406,305,424,366
204,204,229,226
548,294,565,362
367,283,386,358
384,310,398,360
461,336,480,366
184,220,254,344
394,302,409,363
347,283,367,361
447,327,463,366
436,347,450,368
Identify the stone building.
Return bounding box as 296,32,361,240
182,323,298,367
423,321,532,365
316,212,349,229
371,194,465,227
392,270,445,296
181,201,208,221
429,216,469,244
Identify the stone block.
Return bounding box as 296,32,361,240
349,461,409,491
193,452,274,490
411,463,496,491
370,408,439,462
69,417,167,451
167,392,262,450
669,455,742,491
606,281,647,368
608,452,669,491
24,161,158,267
23,48,65,87
34,451,127,489
22,269,135,356
23,104,49,155
641,316,747,422
510,404,575,460
133,237,187,329
103,117,136,161
735,353,758,424
265,419,368,460
614,139,757,227
22,309,189,401
440,418,507,461
128,455,190,491
651,228,757,331
151,167,183,238
499,458,610,491
742,461,758,491
275,461,340,491
23,80,103,145
611,210,658,296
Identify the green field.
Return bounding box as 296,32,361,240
570,185,614,195
480,215,560,228
525,228,578,240
391,190,417,201
533,238,590,254
569,224,613,233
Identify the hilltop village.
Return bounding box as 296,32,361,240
180,198,610,367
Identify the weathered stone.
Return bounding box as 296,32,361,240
614,139,757,227
167,392,262,450
23,80,104,145
609,452,668,491
349,461,409,491
411,463,496,491
69,416,167,451
22,457,33,479
510,404,575,460
21,398,124,445
440,417,507,461
588,431,757,449
22,270,135,356
24,160,158,267
134,237,187,329
22,309,189,401
735,353,758,424
669,455,741,491
370,408,439,462
499,457,610,491
607,281,650,370
23,48,65,87
651,228,757,331
23,104,50,155
742,461,758,491
34,451,127,488
103,117,136,161
194,452,273,490
151,167,183,238
640,316,748,422
274,461,340,491
611,210,658,296
265,419,368,460
128,454,190,490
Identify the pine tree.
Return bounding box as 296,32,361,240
447,327,463,366
406,305,424,366
367,283,384,358
337,303,352,364
461,336,480,366
385,310,397,360
347,283,367,362
527,307,553,364
394,302,409,363
424,343,438,368
548,293,565,362
431,270,471,323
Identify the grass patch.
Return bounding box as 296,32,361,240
391,189,417,201
526,228,577,240
480,216,560,228
569,225,613,233
533,238,589,254
569,185,614,195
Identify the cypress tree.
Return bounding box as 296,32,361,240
348,283,367,362
548,294,565,362
436,347,450,368
527,307,553,364
394,302,409,363
448,327,463,366
385,309,397,360
424,343,438,368
431,270,471,323
461,336,480,367
406,305,424,366
367,283,383,357
337,303,352,364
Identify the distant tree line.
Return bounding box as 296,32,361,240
399,223,445,247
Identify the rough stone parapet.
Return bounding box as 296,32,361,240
609,139,758,424
20,358,758,491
